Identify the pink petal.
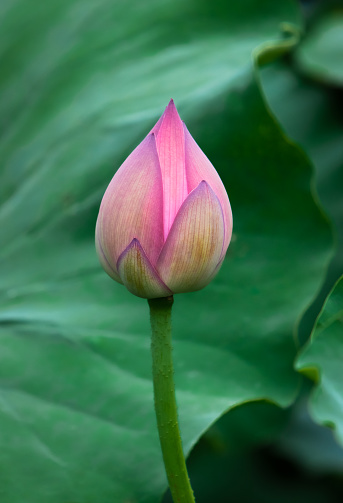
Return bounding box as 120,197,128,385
155,100,188,241
95,228,123,283
157,181,225,293
184,124,233,258
96,134,164,275
117,239,172,299
149,111,164,136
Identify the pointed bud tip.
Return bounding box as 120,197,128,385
163,98,182,124
166,98,176,111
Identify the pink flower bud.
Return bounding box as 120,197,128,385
95,100,232,299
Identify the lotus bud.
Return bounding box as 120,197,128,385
95,100,232,299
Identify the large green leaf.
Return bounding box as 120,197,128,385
167,402,343,503
295,11,343,85
0,77,332,502
296,276,343,445
0,0,301,247
0,0,332,502
275,388,343,474
260,61,343,341
260,54,343,476
260,61,343,232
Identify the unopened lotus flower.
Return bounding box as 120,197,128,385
96,100,232,299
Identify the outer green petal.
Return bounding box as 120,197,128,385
157,181,224,293
117,239,172,299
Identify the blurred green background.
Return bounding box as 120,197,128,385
0,0,342,502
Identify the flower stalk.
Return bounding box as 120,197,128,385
148,296,195,503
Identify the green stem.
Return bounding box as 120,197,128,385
148,296,195,503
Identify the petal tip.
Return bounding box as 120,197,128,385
116,238,138,270
196,179,214,195
164,99,182,122
117,238,172,299
166,98,175,110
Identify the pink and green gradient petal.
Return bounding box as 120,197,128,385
117,239,172,299
96,134,164,276
157,181,225,293
95,231,123,283
184,124,232,257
